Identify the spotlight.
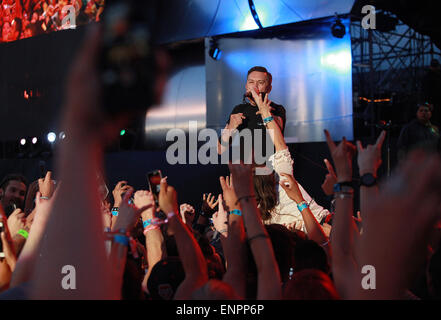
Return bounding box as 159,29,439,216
47,132,56,143
59,132,66,140
20,138,26,146
120,129,126,136
32,137,38,144
208,38,222,61
248,0,263,29
331,13,346,38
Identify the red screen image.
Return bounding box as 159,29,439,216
0,0,105,43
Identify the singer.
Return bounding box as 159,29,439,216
217,66,286,155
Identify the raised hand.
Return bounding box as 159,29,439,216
158,177,179,216
250,90,273,118
278,173,304,204
179,203,195,226
356,151,441,299
133,190,156,221
324,129,356,182
112,189,152,232
228,113,246,130
212,194,228,235
219,174,240,212
356,130,386,176
321,158,338,195
112,181,134,207
201,193,218,218
38,171,56,199
7,208,26,237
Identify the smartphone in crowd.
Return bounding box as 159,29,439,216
147,170,162,198
0,221,5,260
100,0,156,118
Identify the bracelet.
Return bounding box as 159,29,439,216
228,209,242,216
143,219,153,228
297,201,308,212
17,229,29,239
248,233,269,242
218,228,228,234
321,239,330,247
235,194,256,205
111,207,119,216
113,234,129,246
40,196,50,200
263,116,274,124
143,225,160,235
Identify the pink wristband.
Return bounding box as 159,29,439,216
143,225,160,235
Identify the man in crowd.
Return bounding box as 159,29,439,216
0,174,27,216
397,102,440,161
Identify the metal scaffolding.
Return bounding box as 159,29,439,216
350,10,441,130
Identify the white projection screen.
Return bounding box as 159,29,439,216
205,22,353,143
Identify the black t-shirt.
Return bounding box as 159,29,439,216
227,101,286,134
224,101,286,160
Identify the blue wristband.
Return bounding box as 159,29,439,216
143,219,152,228
263,116,274,124
113,234,129,246
111,207,119,216
229,209,242,216
297,201,308,212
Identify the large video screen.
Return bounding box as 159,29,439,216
206,19,353,143
0,0,104,43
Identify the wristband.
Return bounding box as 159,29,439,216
263,116,274,124
297,201,309,212
111,207,119,216
228,209,242,216
40,196,50,200
143,219,153,228
143,225,160,235
333,182,354,193
113,234,129,246
17,229,29,239
218,228,228,234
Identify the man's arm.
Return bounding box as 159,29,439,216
217,112,245,155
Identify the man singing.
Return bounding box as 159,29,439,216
217,66,286,156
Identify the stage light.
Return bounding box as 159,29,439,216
208,38,222,61
120,129,126,136
32,137,38,144
20,138,26,146
47,132,56,143
331,13,346,38
248,0,263,29
59,132,66,140
321,50,352,73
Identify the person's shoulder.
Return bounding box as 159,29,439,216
270,101,286,116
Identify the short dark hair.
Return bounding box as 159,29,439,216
0,174,28,191
247,66,272,84
415,102,433,114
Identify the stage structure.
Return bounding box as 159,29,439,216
350,8,441,137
